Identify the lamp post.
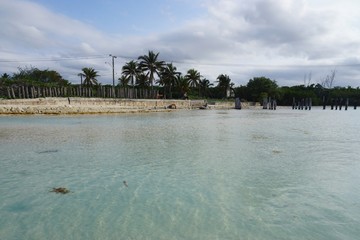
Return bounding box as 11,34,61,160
109,54,117,87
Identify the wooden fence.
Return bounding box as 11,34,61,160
2,86,159,99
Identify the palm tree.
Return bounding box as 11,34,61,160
185,69,201,97
138,51,165,88
118,75,130,87
160,63,181,99
118,75,130,97
1,73,10,79
136,73,150,88
216,74,232,98
199,78,213,98
0,73,11,86
82,67,99,87
176,75,189,99
122,60,140,88
77,73,85,86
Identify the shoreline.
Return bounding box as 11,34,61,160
0,98,262,115
0,97,208,115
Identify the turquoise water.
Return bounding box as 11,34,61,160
1,108,360,239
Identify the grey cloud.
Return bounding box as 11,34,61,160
1,0,360,87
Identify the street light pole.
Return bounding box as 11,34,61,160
109,54,117,87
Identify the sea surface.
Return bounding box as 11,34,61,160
1,107,360,240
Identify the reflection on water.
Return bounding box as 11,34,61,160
1,108,360,239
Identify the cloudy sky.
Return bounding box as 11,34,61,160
1,0,360,87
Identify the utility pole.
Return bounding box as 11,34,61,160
109,54,117,87
77,73,84,86
77,73,85,96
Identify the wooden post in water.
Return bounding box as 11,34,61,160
268,97,272,110
301,98,304,110
235,98,241,109
335,98,338,110
263,98,267,109
273,99,277,110
339,98,343,110
354,100,357,110
345,98,349,111
322,96,326,110
292,97,296,109
309,98,312,110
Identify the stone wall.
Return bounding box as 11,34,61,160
0,98,206,114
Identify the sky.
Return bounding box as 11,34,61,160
1,0,360,87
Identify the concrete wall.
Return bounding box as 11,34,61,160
0,98,207,114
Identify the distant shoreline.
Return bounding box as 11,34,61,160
0,98,263,115
0,97,219,115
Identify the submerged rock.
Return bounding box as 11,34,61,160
37,149,59,154
50,187,70,194
123,181,128,187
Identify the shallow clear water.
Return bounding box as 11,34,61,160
1,108,360,240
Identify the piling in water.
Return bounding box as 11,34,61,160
339,98,343,111
345,98,349,111
235,98,241,110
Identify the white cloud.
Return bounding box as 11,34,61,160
1,0,360,87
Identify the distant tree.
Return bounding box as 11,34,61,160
12,66,69,87
160,63,181,98
246,77,278,102
199,78,213,98
176,75,189,98
321,70,336,89
1,73,10,79
122,60,140,88
118,75,130,87
185,69,201,96
136,73,150,88
0,73,11,86
138,51,165,88
82,67,99,87
216,74,232,98
185,69,201,88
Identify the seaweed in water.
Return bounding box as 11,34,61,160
50,187,70,194
37,149,59,154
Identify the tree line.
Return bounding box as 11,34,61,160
1,50,360,105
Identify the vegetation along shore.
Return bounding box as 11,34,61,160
1,51,359,108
